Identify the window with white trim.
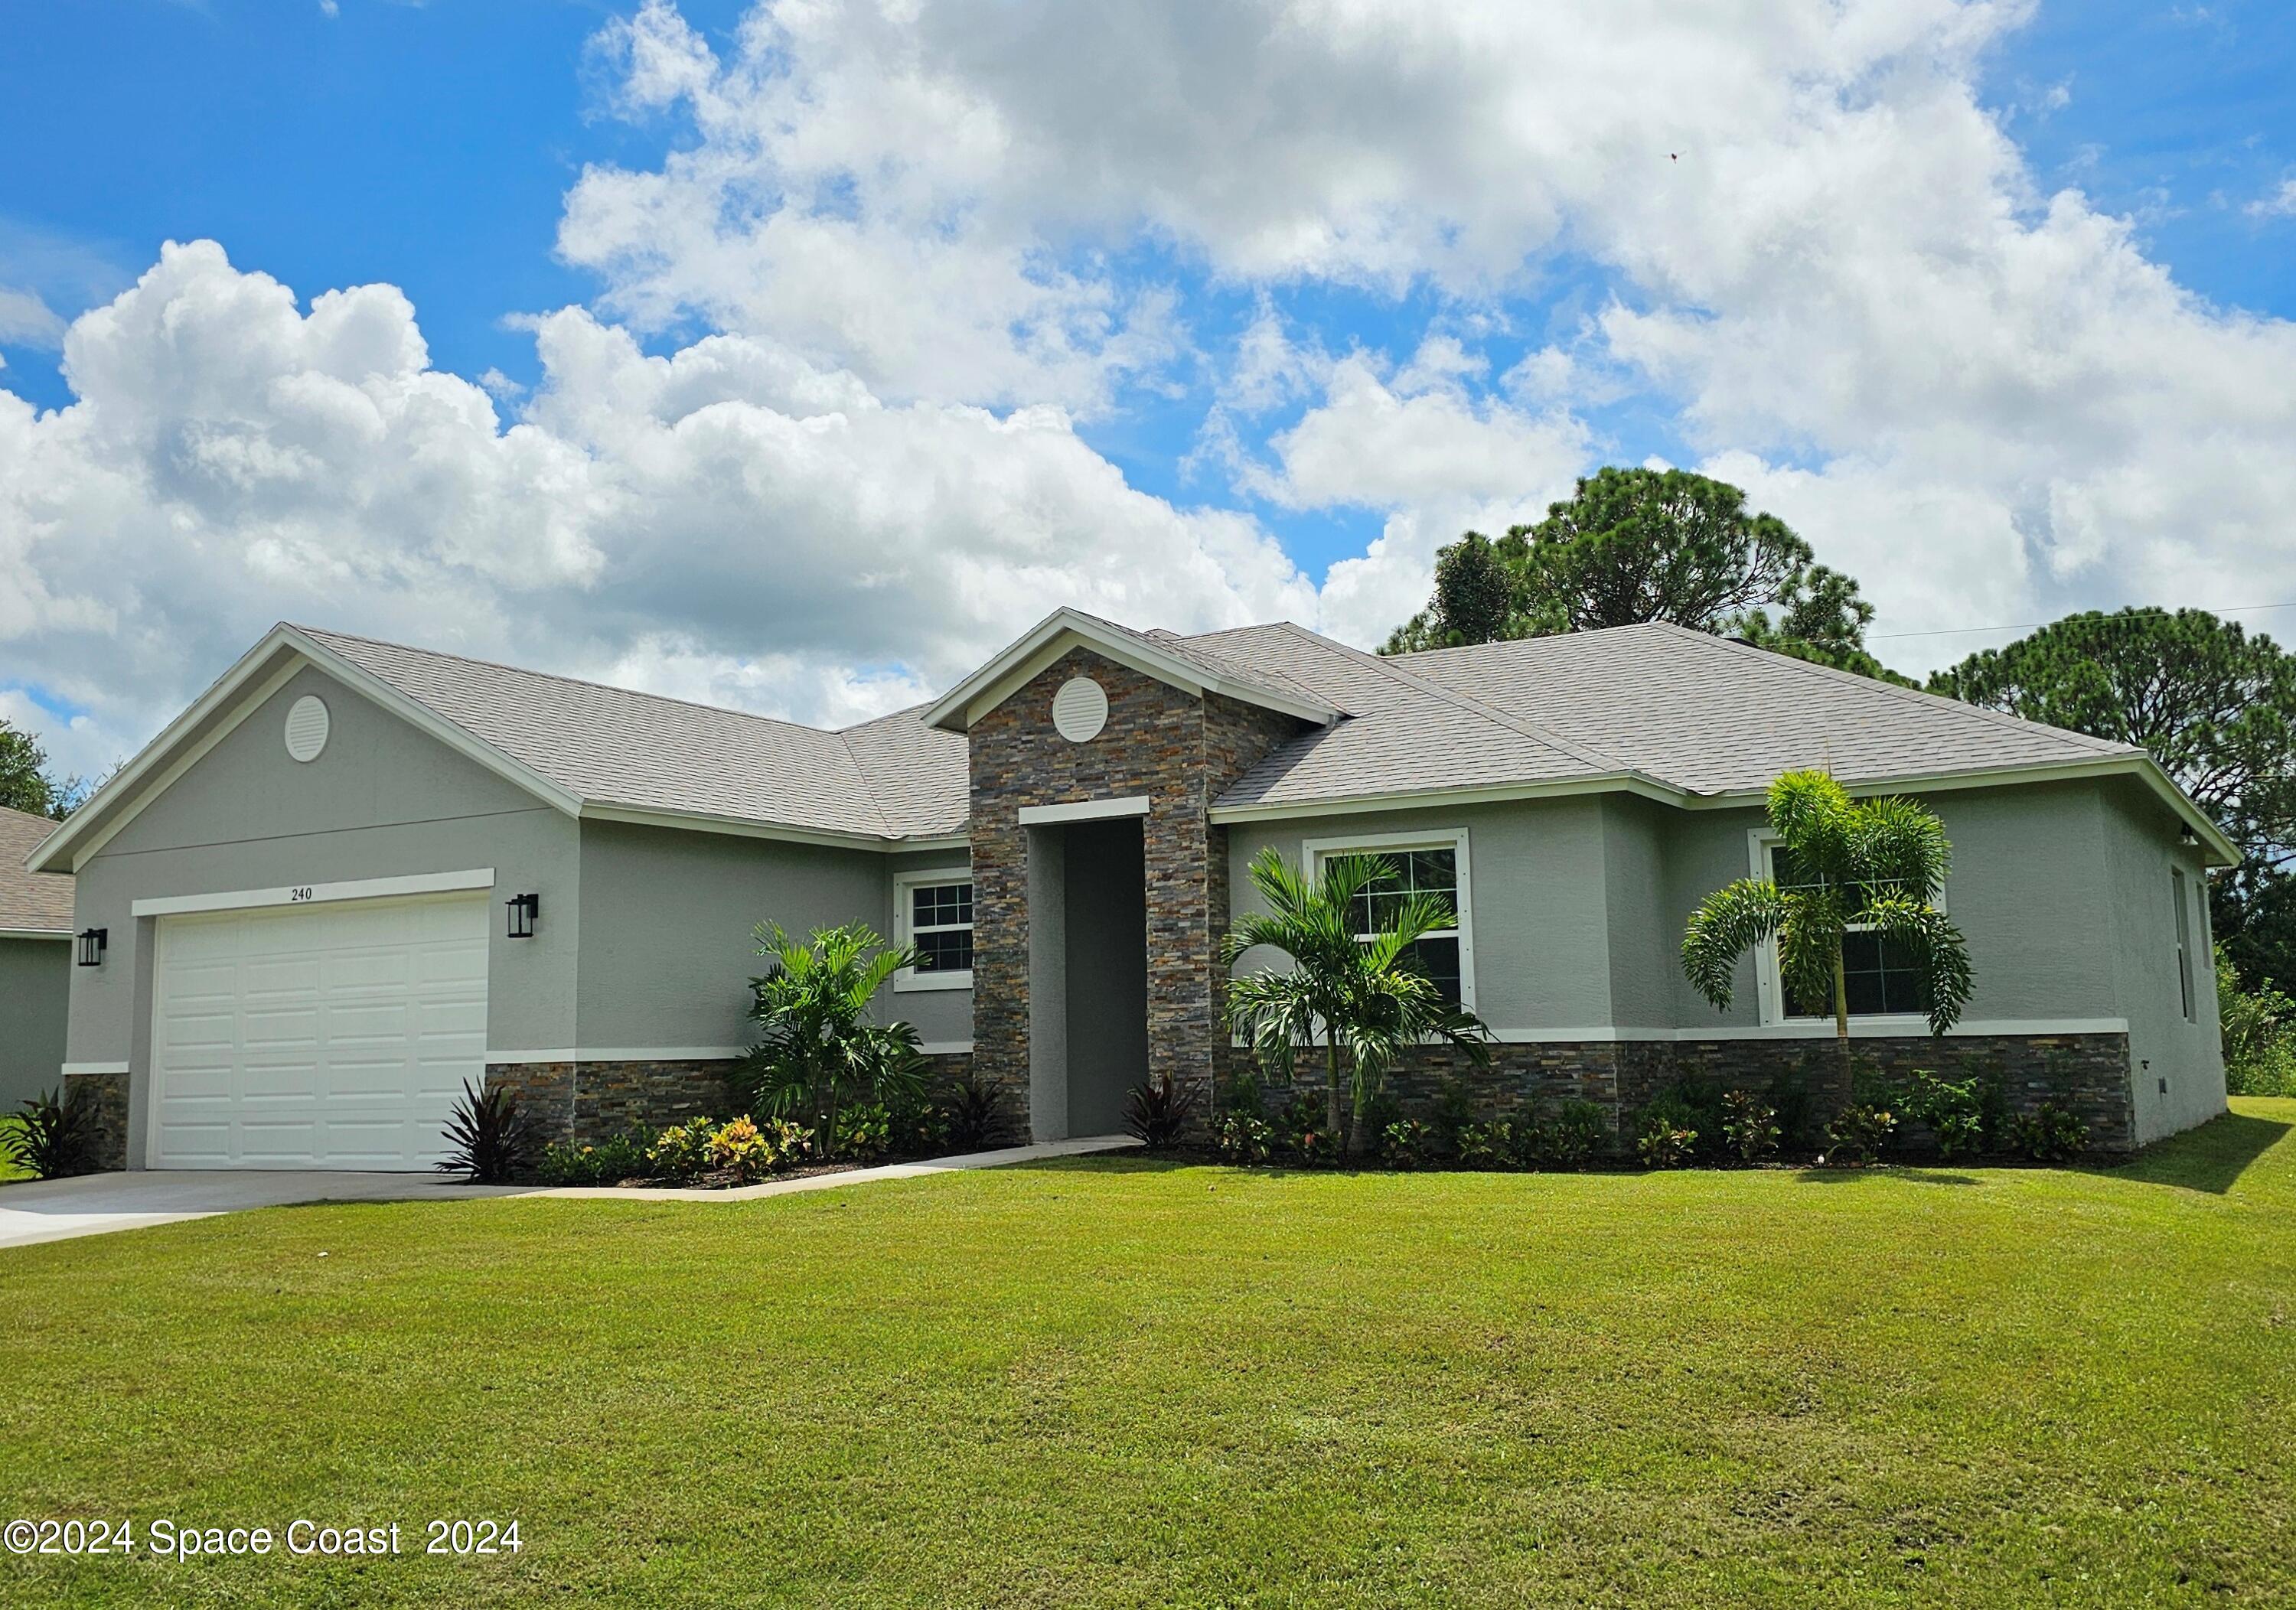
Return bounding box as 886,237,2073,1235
2172,867,2196,1022
1303,829,1474,1010
894,869,974,990
1761,839,1936,1020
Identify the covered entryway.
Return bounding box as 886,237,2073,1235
148,892,488,1169
1023,812,1149,1140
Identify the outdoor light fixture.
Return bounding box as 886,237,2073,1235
77,927,107,967
2180,826,2200,847
505,892,540,940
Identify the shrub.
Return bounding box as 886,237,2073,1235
437,1079,534,1184
2006,1103,2089,1163
1636,1111,1698,1168
1122,1072,1200,1149
1902,1070,1985,1159
1718,1090,1780,1165
935,1068,1006,1152
1454,1119,1517,1170
1378,1117,1434,1168
1535,1100,1609,1168
2219,950,2296,1097
1820,1103,1896,1167
885,1084,952,1157
740,921,927,1157
708,1117,778,1182
5,1089,93,1181
834,1102,892,1164
1279,1091,1341,1165
645,1117,718,1183
1211,1110,1275,1165
536,1130,651,1187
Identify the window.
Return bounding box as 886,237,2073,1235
1761,841,1935,1021
1303,830,1474,1010
2173,868,2195,1022
895,869,974,991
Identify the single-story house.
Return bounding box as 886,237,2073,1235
0,804,74,1110
26,608,2230,1172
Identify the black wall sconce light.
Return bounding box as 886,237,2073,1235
505,892,540,940
77,927,108,967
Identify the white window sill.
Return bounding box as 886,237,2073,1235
895,970,974,992
1750,1014,1937,1037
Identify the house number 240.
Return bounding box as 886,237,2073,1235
288,887,315,903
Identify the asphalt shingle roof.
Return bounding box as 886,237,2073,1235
1193,620,2139,810
303,628,964,840
0,806,73,930
289,616,2146,846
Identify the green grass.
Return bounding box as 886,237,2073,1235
0,1116,25,1181
5,1103,2296,1608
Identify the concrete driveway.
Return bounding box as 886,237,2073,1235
0,1171,529,1250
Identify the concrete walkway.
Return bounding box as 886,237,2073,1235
0,1135,1139,1250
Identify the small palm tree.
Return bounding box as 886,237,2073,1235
1221,848,1489,1155
1682,770,1973,1087
739,921,925,1156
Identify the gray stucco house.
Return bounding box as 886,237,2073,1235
25,608,2231,1172
0,805,74,1110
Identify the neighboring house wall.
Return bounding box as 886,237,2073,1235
61,663,582,1168
0,936,70,1109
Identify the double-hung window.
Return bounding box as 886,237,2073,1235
1303,829,1475,1011
1757,837,1936,1022
894,869,974,991
2172,868,2196,1022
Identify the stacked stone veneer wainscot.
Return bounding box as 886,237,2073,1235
486,1059,739,1148
1287,1030,2138,1154
971,647,1306,1139
62,1070,131,1172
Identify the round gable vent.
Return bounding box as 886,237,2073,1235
284,695,331,763
1052,676,1109,743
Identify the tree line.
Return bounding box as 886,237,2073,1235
1383,466,2296,995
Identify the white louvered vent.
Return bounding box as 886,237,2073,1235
284,695,331,763
1051,676,1109,743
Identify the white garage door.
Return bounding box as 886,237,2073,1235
150,893,489,1170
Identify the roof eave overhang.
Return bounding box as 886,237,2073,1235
923,608,1339,732
28,624,585,875
1208,754,2242,865
578,801,968,855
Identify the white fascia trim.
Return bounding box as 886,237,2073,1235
0,927,69,941
487,1047,749,1064
62,1061,131,1077
133,868,496,918
1016,795,1152,826
1209,771,1682,826
923,608,1339,732
1484,1019,2131,1044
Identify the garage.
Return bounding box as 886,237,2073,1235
148,891,489,1170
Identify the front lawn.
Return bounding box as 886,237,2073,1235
0,1116,26,1182
5,1103,2295,1608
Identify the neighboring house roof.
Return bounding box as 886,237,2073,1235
0,806,73,934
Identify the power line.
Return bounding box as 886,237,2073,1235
1868,600,2296,643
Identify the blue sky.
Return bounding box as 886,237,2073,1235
3,0,2294,774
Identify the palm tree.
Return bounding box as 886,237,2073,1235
1681,770,1973,1089
1221,848,1489,1154
739,921,925,1156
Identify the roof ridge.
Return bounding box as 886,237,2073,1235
295,624,841,741
1650,623,2143,760
835,728,903,839
1261,621,1637,775
1153,624,1351,715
